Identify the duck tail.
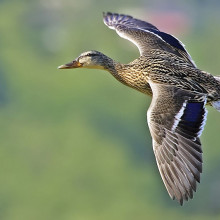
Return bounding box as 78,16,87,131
211,76,220,112
214,75,220,83
212,100,220,112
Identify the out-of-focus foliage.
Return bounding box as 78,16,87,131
0,0,220,219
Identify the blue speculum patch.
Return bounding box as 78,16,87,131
149,29,186,52
182,102,203,124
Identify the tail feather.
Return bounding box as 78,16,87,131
212,76,220,112
214,75,220,83
212,100,220,112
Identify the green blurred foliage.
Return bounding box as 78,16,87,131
0,0,220,219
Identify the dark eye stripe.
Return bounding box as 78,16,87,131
85,53,98,57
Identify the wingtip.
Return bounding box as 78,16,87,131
103,12,112,18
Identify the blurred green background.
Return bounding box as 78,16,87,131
1,0,220,219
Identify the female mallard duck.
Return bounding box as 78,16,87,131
58,12,220,205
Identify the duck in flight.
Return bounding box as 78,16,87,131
58,12,220,205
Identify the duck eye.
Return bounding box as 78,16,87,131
86,53,98,57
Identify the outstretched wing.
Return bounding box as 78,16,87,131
147,82,207,205
103,12,195,66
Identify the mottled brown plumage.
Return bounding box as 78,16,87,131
58,12,220,205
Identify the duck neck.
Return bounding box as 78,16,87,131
104,56,136,85
102,55,128,83
103,56,151,95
